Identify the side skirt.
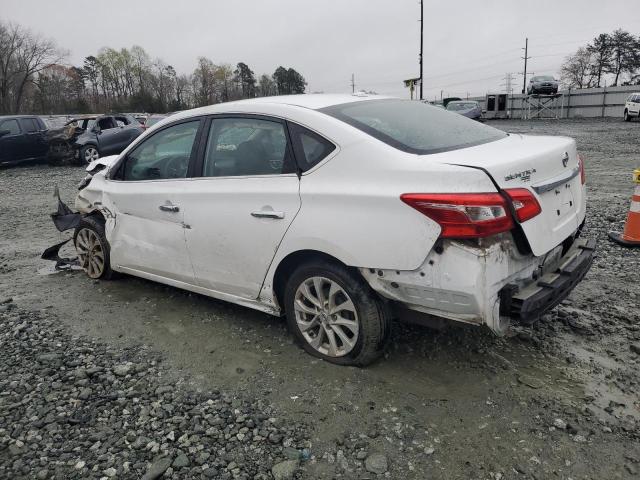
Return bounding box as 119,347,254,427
114,266,282,316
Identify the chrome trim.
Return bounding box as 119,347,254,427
532,165,580,194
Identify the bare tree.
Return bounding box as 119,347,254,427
560,48,595,89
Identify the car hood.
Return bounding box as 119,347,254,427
86,154,119,173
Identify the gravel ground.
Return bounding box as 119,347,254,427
1,117,639,479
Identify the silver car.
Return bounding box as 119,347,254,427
446,101,482,120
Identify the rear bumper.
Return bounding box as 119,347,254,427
499,238,595,323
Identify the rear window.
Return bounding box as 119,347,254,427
320,99,506,155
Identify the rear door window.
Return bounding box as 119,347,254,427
20,118,39,133
320,99,506,155
201,117,296,177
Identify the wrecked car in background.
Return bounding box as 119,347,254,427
47,114,144,165
47,94,594,367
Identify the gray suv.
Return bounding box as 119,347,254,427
527,75,559,95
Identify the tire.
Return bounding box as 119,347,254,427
79,144,100,165
624,110,630,122
284,260,390,366
73,216,113,280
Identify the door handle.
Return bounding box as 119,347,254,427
159,204,180,213
251,210,284,219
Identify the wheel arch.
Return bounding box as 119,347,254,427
270,249,368,312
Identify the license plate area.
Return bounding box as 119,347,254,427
539,182,575,221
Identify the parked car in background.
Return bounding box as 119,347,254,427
47,114,144,165
0,115,49,167
71,114,144,163
446,100,483,120
68,94,592,366
623,92,640,121
527,76,559,95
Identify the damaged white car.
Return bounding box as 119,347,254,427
65,94,594,366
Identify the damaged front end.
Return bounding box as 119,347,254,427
41,187,82,270
46,123,83,166
42,156,115,269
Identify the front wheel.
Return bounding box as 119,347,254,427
284,261,390,366
73,216,113,280
79,145,100,164
624,110,631,122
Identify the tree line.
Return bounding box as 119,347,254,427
560,29,640,89
0,19,307,115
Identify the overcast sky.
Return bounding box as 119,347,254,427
2,0,640,100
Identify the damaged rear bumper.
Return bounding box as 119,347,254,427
500,238,596,323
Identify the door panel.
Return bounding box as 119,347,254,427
105,180,195,283
182,176,300,298
97,128,121,155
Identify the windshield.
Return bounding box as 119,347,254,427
320,99,506,155
446,102,477,111
535,76,555,81
146,116,166,127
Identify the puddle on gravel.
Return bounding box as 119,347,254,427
564,335,640,423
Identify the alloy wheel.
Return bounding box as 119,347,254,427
293,276,359,357
75,228,105,279
84,147,99,163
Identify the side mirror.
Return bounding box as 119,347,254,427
92,126,101,134
0,129,10,138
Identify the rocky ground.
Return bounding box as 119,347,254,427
0,118,639,479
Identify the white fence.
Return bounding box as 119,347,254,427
470,84,638,119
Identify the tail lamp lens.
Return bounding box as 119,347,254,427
504,188,542,222
400,193,514,238
401,189,542,239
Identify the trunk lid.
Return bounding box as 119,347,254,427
432,134,583,256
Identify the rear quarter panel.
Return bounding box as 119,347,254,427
266,127,499,273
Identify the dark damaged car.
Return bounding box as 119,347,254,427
48,114,144,165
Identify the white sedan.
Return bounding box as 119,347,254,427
72,94,593,366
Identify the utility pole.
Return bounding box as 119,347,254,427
521,38,530,94
419,0,424,100
351,73,355,93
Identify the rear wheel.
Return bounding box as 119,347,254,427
73,216,113,280
284,260,390,366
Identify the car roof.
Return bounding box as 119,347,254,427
193,93,393,113
0,115,42,119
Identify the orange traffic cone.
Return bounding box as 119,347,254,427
608,169,640,248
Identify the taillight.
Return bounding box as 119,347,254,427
578,153,586,184
504,188,542,222
400,193,514,238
